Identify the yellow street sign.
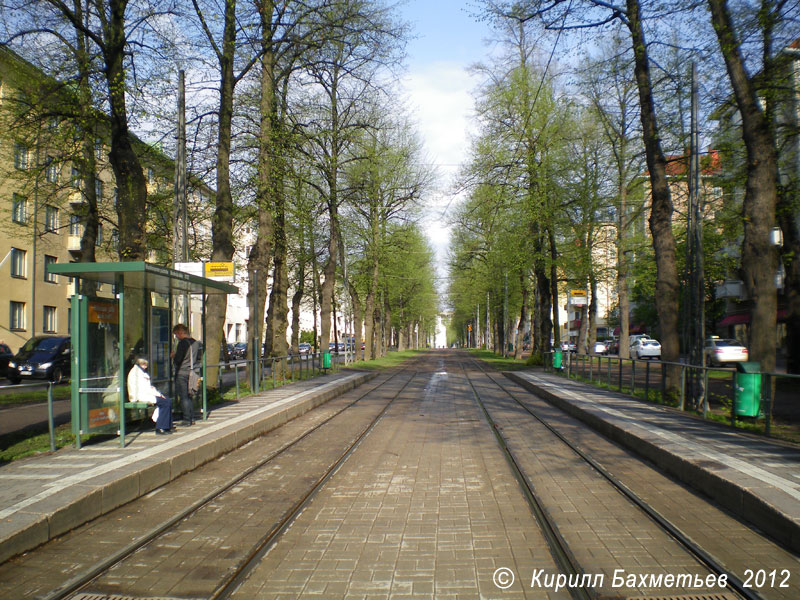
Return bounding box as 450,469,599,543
205,262,234,278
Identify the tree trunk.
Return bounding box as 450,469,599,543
290,250,305,356
364,208,379,360
104,0,147,262
350,286,363,360
514,280,528,359
549,231,560,349
588,274,598,354
708,0,779,374
626,0,680,392
618,184,631,359
247,7,278,381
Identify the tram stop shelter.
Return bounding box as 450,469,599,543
48,261,238,448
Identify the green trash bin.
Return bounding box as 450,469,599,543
553,350,563,370
734,361,761,418
322,352,331,370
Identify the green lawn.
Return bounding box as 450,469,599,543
0,384,71,406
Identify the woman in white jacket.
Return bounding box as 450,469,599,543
127,357,173,434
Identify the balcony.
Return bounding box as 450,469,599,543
715,280,746,300
69,189,86,207
67,235,82,254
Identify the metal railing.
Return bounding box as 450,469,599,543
4,348,359,452
544,351,800,441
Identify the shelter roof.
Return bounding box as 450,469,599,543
48,261,238,295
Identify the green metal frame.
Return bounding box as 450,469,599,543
49,261,237,448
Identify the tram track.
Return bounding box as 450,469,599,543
463,357,766,600
40,367,419,600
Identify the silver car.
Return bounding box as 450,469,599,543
704,337,748,366
630,337,661,360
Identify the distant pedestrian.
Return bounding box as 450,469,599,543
127,357,173,434
172,324,198,426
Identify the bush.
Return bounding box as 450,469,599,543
526,352,545,367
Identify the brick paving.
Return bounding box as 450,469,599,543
229,361,566,599
0,352,796,600
489,369,800,600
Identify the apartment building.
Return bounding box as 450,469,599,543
0,46,216,352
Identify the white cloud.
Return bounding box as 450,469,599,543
401,61,478,172
400,61,479,290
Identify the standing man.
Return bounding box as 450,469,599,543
172,324,196,426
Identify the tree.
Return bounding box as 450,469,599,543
706,0,782,374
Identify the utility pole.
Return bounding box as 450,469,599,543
688,62,705,409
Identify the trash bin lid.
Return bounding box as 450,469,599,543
736,361,761,373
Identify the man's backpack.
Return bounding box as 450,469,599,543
188,339,203,396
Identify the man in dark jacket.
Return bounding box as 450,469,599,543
171,324,196,425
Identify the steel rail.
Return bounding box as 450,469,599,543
45,369,407,600
461,362,594,600
470,357,764,600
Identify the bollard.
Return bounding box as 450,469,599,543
48,382,56,452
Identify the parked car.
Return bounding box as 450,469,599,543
560,340,576,353
0,342,14,378
704,337,748,366
630,337,661,360
593,340,609,354
232,342,247,359
8,336,71,384
606,338,620,355
298,342,312,355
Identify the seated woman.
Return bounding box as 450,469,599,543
127,357,174,434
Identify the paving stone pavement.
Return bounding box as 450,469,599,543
229,363,568,600
0,370,374,564
507,370,800,553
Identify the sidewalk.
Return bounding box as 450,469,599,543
0,370,376,564
506,369,800,554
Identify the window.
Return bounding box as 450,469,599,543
71,167,81,189
10,248,26,278
111,228,119,250
43,306,57,333
45,157,59,183
12,194,28,224
95,137,103,160
45,205,59,233
147,167,155,184
48,117,59,131
69,214,82,236
14,143,28,170
96,223,103,245
95,178,103,200
44,255,58,283
10,302,25,331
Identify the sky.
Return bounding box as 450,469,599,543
397,0,492,300
395,1,495,343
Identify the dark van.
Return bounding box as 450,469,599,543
8,336,71,384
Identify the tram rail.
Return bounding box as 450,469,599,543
45,368,417,600
463,357,766,600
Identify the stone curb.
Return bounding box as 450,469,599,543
504,371,800,554
0,371,377,564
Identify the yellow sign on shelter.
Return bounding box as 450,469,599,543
205,262,235,279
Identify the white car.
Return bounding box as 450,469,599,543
593,340,609,354
630,337,661,360
704,338,748,366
